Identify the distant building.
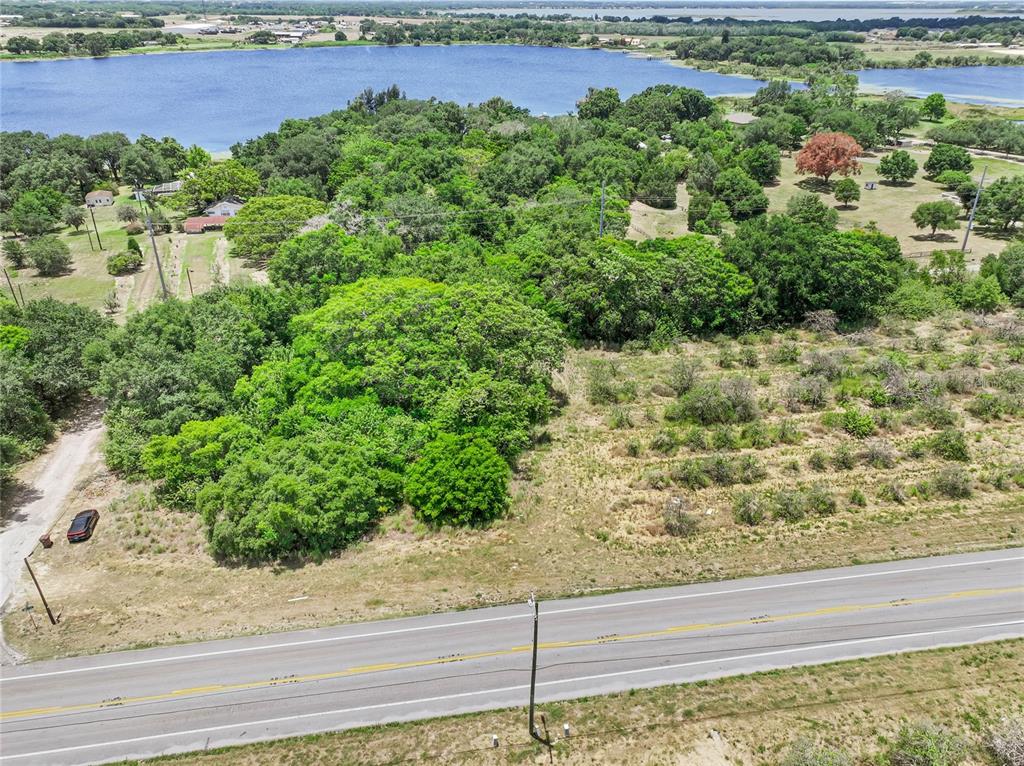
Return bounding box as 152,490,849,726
203,198,243,217
85,190,114,207
150,180,183,196
184,215,228,234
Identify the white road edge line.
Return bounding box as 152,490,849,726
3,552,1021,683
2,619,1022,760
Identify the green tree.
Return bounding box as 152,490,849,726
404,432,510,526
975,175,1024,230
923,143,973,178
175,160,261,212
268,224,391,298
223,195,328,263
960,275,1006,313
738,142,781,185
196,433,404,560
833,177,860,208
714,167,768,220
576,86,621,120
5,36,40,55
921,92,947,121
635,160,678,209
86,132,131,182
934,170,970,190
785,192,839,229
3,240,27,269
980,242,1024,306
878,149,918,183
8,192,60,236
26,236,72,276
61,204,85,232
185,144,212,170
911,200,960,238
116,204,140,224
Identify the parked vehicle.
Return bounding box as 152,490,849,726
67,509,100,543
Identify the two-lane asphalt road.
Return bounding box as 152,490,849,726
2,548,1022,765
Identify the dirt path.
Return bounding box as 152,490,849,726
213,237,231,285
0,403,105,638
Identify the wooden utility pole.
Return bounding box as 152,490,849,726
89,206,104,250
24,557,57,625
146,215,169,300
185,268,194,298
528,595,553,755
3,268,20,306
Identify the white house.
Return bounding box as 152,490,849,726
85,190,114,207
203,198,244,217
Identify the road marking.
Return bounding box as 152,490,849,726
2,585,1020,721
2,551,1021,684
2,619,1021,762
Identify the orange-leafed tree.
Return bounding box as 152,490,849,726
795,132,863,183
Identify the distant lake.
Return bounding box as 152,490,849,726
452,3,1024,20
2,46,1022,150
858,66,1024,107
1,45,775,149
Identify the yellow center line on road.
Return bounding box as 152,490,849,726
3,586,1020,722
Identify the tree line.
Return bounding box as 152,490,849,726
4,29,184,56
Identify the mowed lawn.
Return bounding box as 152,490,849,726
5,190,234,317
763,149,1023,267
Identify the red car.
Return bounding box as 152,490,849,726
67,509,100,543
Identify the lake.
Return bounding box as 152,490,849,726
2,45,1022,150
2,45,774,149
857,66,1024,107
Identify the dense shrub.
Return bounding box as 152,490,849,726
887,722,967,766
677,377,760,425
663,496,699,537
405,432,511,526
106,249,143,275
933,466,972,499
840,407,877,438
930,428,970,462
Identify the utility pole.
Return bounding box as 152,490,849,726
3,268,20,306
598,180,606,236
527,595,553,752
185,268,194,298
24,557,57,625
146,214,169,300
89,206,104,250
85,222,97,251
961,166,987,255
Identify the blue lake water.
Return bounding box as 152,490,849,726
2,45,1022,150
1,46,774,150
857,65,1024,107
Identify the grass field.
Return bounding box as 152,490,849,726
6,310,1023,660
2,189,254,319
763,151,1022,267
126,640,1024,765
